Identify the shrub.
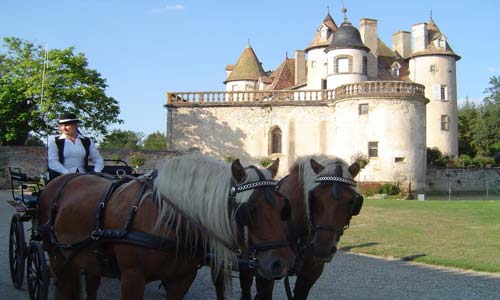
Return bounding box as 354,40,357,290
359,182,383,197
260,157,272,167
129,152,146,167
351,152,369,169
378,182,400,196
427,147,442,165
224,154,237,163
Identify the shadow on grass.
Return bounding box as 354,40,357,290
401,253,427,261
340,242,379,251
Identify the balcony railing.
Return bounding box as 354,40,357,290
167,90,334,106
335,81,426,99
166,81,426,106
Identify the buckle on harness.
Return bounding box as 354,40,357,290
91,229,103,241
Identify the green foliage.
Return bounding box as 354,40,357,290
142,131,166,150
129,152,146,167
427,147,444,166
457,98,478,157
377,182,400,196
24,134,44,146
359,182,383,197
260,157,272,167
100,129,143,150
351,152,369,169
0,37,122,145
224,154,237,163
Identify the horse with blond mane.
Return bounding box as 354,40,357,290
219,155,364,300
37,153,294,300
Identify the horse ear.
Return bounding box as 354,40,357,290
310,159,324,174
266,158,279,178
348,162,361,178
231,159,246,183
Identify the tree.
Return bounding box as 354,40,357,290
457,97,478,157
142,131,166,150
100,129,143,150
0,37,121,145
473,76,500,156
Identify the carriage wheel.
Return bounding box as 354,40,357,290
27,241,50,300
9,213,26,289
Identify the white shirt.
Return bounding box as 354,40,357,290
48,134,104,174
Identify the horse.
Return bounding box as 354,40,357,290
37,153,294,300
222,155,364,300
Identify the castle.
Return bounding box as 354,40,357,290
165,8,460,192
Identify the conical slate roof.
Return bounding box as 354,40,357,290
224,46,267,83
305,12,338,52
325,20,369,52
408,18,460,61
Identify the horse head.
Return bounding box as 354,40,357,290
230,158,294,280
307,158,364,261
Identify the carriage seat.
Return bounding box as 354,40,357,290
101,159,134,176
9,167,41,208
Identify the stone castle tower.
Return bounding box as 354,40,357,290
166,8,460,192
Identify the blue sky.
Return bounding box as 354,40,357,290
2,0,499,136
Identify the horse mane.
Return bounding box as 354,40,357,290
153,153,268,278
292,155,356,220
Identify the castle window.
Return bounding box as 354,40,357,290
269,126,282,154
430,64,437,72
334,55,352,74
395,157,405,163
441,115,449,131
433,84,448,101
311,60,316,69
359,103,368,115
390,62,401,78
362,57,368,75
320,25,329,41
368,141,378,158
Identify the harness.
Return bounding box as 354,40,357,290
229,166,290,269
38,172,177,276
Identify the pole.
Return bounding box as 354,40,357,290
448,181,451,201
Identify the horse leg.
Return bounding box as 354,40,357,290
164,271,198,300
239,270,254,300
120,269,146,300
84,272,101,300
255,275,274,300
292,260,325,300
52,262,82,300
212,270,226,300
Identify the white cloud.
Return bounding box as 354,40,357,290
151,4,185,14
487,67,500,73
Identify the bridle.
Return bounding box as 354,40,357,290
229,166,290,268
308,166,364,241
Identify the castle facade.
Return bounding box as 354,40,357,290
165,9,460,192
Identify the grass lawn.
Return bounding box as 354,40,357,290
339,198,500,273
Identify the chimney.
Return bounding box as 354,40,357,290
295,50,306,85
411,23,428,52
392,31,411,58
360,18,378,79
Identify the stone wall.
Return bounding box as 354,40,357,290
0,146,185,189
426,167,500,193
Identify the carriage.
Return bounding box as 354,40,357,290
7,160,134,300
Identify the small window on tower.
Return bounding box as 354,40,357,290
391,62,401,78
311,60,316,69
335,56,352,73
368,142,378,158
430,64,437,72
359,104,368,115
362,57,368,75
441,115,449,131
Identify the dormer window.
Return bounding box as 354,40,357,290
434,36,447,50
320,25,329,41
391,62,401,78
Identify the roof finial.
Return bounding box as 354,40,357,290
247,38,251,48
341,0,348,22
430,10,433,22
327,5,330,14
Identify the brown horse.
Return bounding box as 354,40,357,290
226,156,363,300
37,153,294,300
